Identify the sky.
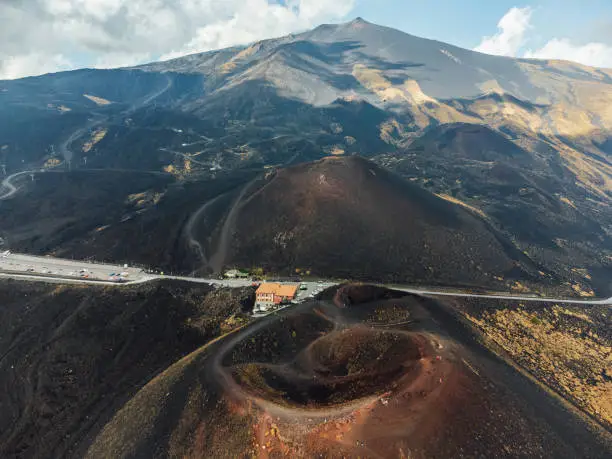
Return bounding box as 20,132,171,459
1,0,612,80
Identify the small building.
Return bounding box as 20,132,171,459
224,269,249,279
255,283,299,312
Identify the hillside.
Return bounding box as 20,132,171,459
223,156,541,288
2,15,612,459
0,17,610,294
1,280,608,458
0,168,255,273
83,284,612,458
378,123,612,294
0,279,255,459
2,18,611,178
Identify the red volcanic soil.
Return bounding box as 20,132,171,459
227,156,543,289
85,284,612,458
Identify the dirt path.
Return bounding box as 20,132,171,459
159,148,210,167
61,75,173,165
205,152,298,274
128,75,172,113
184,192,230,267
208,177,260,274
0,171,29,200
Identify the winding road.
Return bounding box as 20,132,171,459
1,71,609,306
208,177,260,274
6,74,175,193
184,192,231,267
0,252,609,305
0,170,38,200
394,287,612,305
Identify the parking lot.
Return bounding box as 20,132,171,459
294,280,336,301
0,252,146,283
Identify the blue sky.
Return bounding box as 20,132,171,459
354,0,612,49
1,1,612,80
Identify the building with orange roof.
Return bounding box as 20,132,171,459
255,282,299,311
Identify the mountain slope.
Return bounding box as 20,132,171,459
224,156,540,288
0,280,255,459
2,18,611,177
0,17,610,294
83,286,612,458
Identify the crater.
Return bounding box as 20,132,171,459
230,327,427,407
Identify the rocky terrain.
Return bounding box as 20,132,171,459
1,18,610,294
452,297,612,430
82,284,611,458
0,279,609,458
0,279,254,459
0,168,255,272
0,16,610,458
226,156,544,289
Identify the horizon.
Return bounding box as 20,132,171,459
3,16,611,82
2,1,612,80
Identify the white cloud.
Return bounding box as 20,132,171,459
525,39,612,68
0,54,75,80
0,0,355,80
160,0,356,61
476,6,612,68
93,52,153,70
474,7,532,56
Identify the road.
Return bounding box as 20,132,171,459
128,75,172,113
394,287,612,305
0,252,610,305
159,148,211,167
208,177,260,274
184,192,230,267
3,75,175,202
0,253,146,283
0,171,37,200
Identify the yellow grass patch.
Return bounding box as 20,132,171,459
554,305,593,324
83,94,112,106
435,193,487,218
510,281,530,293
560,196,577,209
325,145,345,156
220,44,260,74
571,267,592,280
126,190,164,208
44,158,62,168
163,160,193,179
82,128,108,153
571,284,595,297
219,61,237,73
466,307,612,426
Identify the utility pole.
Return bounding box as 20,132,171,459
30,173,35,182
83,156,87,166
